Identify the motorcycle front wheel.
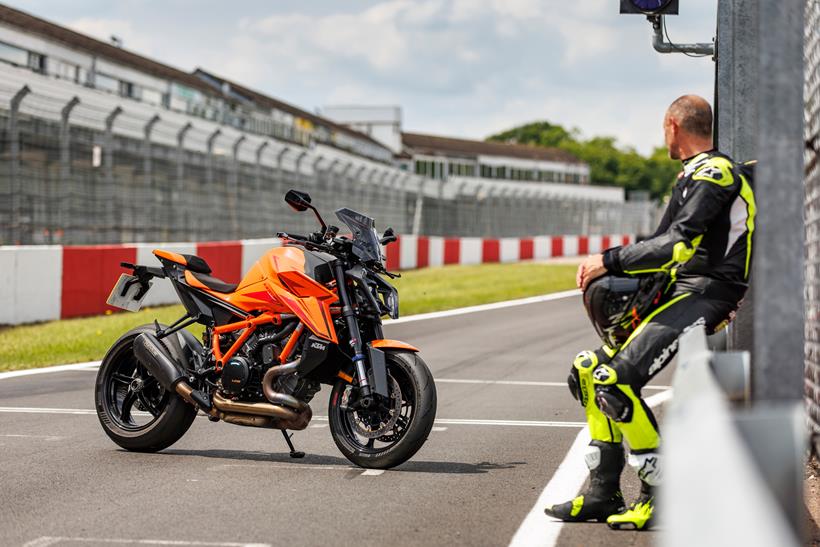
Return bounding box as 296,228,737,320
328,350,437,469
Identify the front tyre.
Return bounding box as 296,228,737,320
95,324,198,452
329,351,437,469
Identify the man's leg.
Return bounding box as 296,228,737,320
544,346,627,522
590,291,736,530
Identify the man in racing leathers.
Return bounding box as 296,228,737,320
543,95,756,530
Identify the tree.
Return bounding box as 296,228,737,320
487,122,680,199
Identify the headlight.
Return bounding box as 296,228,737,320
385,289,399,320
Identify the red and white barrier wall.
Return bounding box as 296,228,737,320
0,234,633,325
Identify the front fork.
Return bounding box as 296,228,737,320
334,262,374,401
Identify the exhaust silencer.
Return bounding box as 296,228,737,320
133,332,186,390
133,332,211,411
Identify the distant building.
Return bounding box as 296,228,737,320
400,132,590,185
320,105,403,155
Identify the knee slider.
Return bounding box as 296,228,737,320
573,350,599,371
567,368,581,401
594,385,634,423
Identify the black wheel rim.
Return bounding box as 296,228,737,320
103,340,169,431
335,362,416,454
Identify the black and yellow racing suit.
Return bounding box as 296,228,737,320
562,149,756,528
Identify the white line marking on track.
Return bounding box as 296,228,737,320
435,378,670,390
0,361,101,380
23,537,271,547
431,426,448,432
360,469,385,476
508,389,673,547
385,289,580,325
0,433,63,441
1,290,581,381
0,407,586,428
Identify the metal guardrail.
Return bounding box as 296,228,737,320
661,325,804,547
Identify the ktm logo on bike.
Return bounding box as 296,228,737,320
310,342,327,351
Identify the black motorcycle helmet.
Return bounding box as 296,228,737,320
583,273,669,348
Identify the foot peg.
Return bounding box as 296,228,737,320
281,430,305,458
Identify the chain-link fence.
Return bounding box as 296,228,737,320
0,80,654,245
804,0,820,456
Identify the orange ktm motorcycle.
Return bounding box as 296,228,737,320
95,190,437,469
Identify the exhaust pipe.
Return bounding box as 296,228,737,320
212,392,312,431
133,332,212,412
262,361,309,412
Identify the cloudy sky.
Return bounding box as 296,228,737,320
11,0,717,155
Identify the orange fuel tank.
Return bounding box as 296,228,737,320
200,246,339,343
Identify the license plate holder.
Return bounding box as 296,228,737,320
106,274,151,312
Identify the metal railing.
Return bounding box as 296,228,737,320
662,325,804,546
0,75,655,245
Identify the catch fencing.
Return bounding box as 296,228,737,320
0,68,654,246
805,0,820,457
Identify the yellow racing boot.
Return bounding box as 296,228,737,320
607,480,656,530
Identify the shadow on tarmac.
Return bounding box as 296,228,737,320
155,448,525,475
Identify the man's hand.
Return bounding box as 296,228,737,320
576,253,607,291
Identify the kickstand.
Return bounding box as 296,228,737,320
281,430,305,459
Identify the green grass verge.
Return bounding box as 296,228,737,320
0,261,577,371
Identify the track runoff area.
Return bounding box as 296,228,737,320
0,290,672,547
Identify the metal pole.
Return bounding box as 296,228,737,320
143,114,160,240
104,106,123,242
8,85,30,244
751,1,805,401
230,135,246,237
255,141,269,236
205,128,222,240
57,96,79,244
175,122,192,240
718,0,758,356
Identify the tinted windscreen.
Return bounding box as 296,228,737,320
335,208,382,263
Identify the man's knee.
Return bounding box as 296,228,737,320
590,363,638,423
567,349,603,404
594,384,634,422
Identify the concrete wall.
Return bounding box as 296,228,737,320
0,233,633,325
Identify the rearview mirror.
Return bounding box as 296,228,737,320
380,227,397,245
285,189,312,212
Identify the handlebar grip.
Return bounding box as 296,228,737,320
278,232,308,241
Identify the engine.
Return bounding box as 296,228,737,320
216,325,320,404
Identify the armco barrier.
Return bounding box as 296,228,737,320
0,233,633,325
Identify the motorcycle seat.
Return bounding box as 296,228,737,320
184,270,238,293
153,249,212,274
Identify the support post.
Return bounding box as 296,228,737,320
57,96,79,243
205,128,222,239
175,122,192,240
143,115,160,238
104,106,122,242
8,85,30,244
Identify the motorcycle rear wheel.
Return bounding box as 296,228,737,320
328,350,436,469
95,324,198,452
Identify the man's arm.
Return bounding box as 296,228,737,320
603,157,738,276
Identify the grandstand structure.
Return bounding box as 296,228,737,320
0,4,653,245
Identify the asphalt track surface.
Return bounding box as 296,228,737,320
0,294,673,547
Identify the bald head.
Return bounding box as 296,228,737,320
663,94,714,160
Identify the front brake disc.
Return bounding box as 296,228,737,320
350,376,402,439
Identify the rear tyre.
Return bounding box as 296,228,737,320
95,324,198,452
329,351,437,469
